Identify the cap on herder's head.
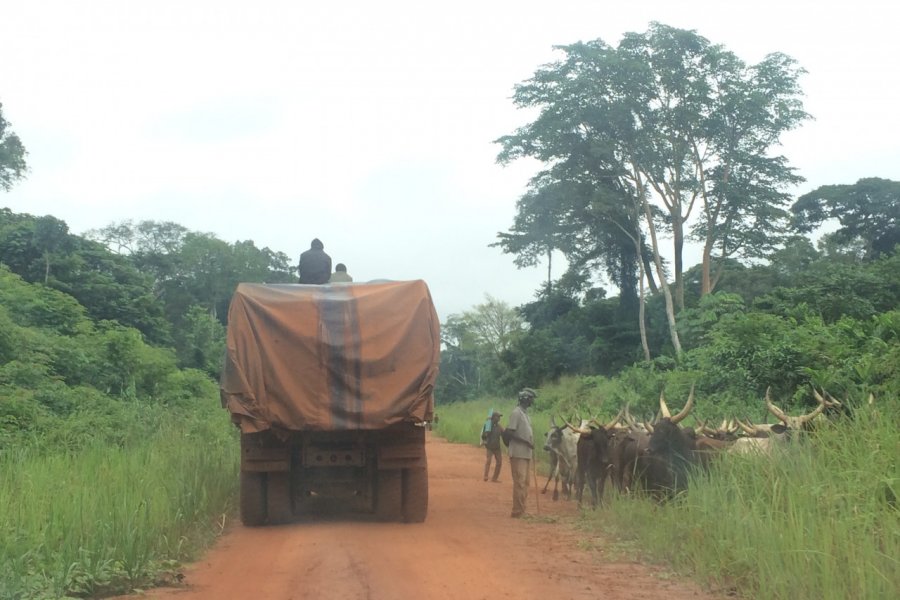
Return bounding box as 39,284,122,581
491,411,502,418
518,388,537,402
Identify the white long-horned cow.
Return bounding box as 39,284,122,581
730,387,826,455
541,415,579,501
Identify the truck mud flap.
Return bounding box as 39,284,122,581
241,431,290,472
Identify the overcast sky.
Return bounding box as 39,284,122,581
2,1,898,320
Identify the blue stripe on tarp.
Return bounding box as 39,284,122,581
319,286,363,429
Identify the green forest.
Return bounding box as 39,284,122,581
1,22,899,600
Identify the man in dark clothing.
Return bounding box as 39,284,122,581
298,238,332,284
481,411,504,482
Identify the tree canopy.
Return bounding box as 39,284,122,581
0,101,27,191
495,23,810,357
792,177,900,260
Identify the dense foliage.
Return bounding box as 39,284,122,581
438,244,900,407
0,103,27,192
0,209,293,598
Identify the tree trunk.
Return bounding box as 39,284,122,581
546,246,552,290
617,217,652,362
701,241,713,296
672,215,685,312
642,243,659,294
636,171,682,358
636,238,651,362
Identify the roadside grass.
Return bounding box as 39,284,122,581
435,395,900,599
0,398,238,600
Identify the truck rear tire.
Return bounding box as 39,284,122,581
375,469,403,521
402,467,428,523
240,471,267,527
266,472,293,525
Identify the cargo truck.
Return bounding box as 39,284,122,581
220,280,440,525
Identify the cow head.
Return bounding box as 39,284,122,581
543,415,564,452
736,387,827,440
766,387,826,430
701,419,740,441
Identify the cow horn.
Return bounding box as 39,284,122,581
606,406,625,429
799,388,827,424
765,387,790,424
695,418,707,430
623,403,638,427
564,419,591,435
822,390,843,408
593,407,624,430
659,390,671,418
735,418,757,436
643,420,654,433
550,414,558,428
670,384,695,424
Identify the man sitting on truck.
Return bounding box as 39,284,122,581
329,263,353,283
298,238,332,284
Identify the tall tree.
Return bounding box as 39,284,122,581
0,102,27,191
496,23,808,357
792,177,900,260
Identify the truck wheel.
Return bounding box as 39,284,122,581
402,467,428,523
240,471,267,527
375,469,402,521
266,472,293,525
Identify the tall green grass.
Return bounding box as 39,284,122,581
436,395,900,599
0,399,238,599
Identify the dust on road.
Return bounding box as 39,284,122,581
135,433,724,600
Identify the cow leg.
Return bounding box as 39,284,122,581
574,467,584,504
594,467,610,508
542,454,558,494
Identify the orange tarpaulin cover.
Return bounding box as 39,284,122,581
220,280,440,433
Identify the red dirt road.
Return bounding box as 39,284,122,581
138,433,724,600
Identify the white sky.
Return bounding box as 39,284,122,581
2,0,898,320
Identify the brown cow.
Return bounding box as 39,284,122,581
637,386,700,499
566,410,622,508
612,404,651,494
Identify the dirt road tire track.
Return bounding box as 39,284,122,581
132,433,724,600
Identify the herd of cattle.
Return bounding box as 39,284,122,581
540,386,842,506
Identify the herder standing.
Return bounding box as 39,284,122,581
481,411,504,482
506,388,536,518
